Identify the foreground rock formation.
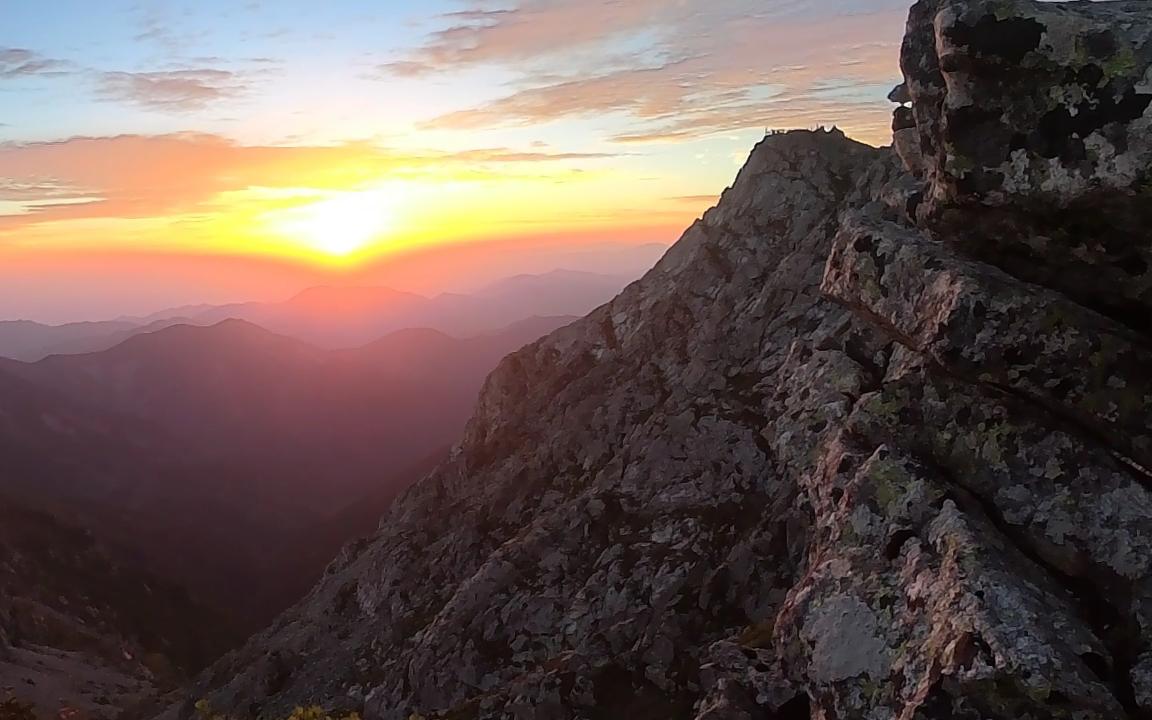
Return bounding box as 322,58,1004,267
173,1,1152,717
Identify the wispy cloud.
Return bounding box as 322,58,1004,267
97,69,247,111
670,194,719,204
0,48,73,79
383,0,905,143
445,148,618,162
0,44,261,114
380,1,667,76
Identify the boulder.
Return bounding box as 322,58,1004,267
901,0,1152,209
898,0,1152,335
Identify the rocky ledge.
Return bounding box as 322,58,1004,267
170,1,1152,718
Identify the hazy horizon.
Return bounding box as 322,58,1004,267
0,234,671,323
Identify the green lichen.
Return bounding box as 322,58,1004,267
946,153,979,177
1100,47,1139,80
867,457,919,514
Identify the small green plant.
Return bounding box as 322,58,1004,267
195,700,361,720
285,708,360,720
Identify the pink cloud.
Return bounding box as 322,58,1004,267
0,133,622,230
97,69,246,111
387,1,905,143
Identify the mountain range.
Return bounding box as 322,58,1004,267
0,270,630,361
0,314,578,633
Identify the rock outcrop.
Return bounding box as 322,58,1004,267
172,1,1152,718
902,0,1152,330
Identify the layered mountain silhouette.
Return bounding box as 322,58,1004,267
0,270,630,361
0,320,141,362
0,315,575,636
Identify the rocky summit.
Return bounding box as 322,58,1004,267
171,1,1152,718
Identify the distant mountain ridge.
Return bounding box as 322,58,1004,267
155,270,630,348
0,320,140,361
0,314,578,632
0,269,633,361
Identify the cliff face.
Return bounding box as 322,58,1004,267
178,1,1152,718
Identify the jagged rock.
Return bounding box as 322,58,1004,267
894,126,926,176
902,0,1152,209
888,82,911,106
898,0,1152,328
825,211,1152,472
165,1,1152,719
166,129,896,720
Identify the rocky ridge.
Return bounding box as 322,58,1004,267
173,1,1152,718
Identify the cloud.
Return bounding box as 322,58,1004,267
380,0,671,75
0,133,620,230
0,48,73,79
0,47,254,113
385,0,906,143
97,69,247,111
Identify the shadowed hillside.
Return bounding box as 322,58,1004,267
0,316,576,631
0,497,234,720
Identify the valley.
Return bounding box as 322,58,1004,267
0,270,623,713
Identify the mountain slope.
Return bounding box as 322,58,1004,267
170,1,1152,718
0,497,232,720
171,129,895,718
3,317,574,631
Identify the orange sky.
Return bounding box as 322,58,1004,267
1,1,906,320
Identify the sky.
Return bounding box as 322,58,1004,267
0,0,908,322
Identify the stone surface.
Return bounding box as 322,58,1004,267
903,0,1152,209
899,0,1152,330
163,2,1152,719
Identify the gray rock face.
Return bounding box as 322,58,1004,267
904,0,1152,208
171,2,1152,719
900,0,1152,330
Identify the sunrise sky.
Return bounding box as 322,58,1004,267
1,0,906,321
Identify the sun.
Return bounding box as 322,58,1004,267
273,190,396,258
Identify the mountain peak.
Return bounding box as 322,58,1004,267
70,317,306,358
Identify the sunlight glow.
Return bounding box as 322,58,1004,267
270,190,398,258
